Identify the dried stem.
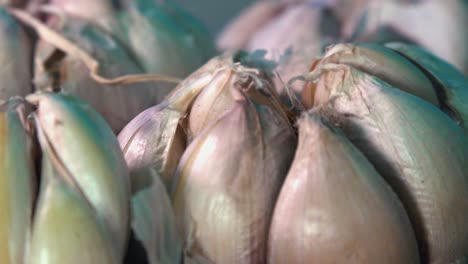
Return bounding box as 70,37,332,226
8,8,183,86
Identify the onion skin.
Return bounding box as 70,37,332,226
268,112,420,264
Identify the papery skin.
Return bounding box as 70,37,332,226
27,92,131,261
0,100,34,264
187,68,235,139
28,153,116,264
268,112,420,264
320,65,468,264
186,65,288,140
119,56,233,191
186,54,291,141
172,93,296,263
34,16,173,133
118,58,225,188
130,167,182,264
0,8,31,101
313,43,438,107
386,42,468,132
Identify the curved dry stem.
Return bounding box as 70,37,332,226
276,71,305,113
287,63,343,87
8,8,183,86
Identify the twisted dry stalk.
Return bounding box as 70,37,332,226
8,8,183,86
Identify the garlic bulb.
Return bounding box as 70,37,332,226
316,65,468,263
0,99,34,264
27,92,131,261
119,52,287,189
268,112,419,263
386,42,468,131
129,167,182,264
172,91,296,263
304,43,437,108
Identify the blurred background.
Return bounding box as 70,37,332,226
173,0,253,35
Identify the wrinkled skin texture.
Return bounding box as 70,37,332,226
268,113,420,264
